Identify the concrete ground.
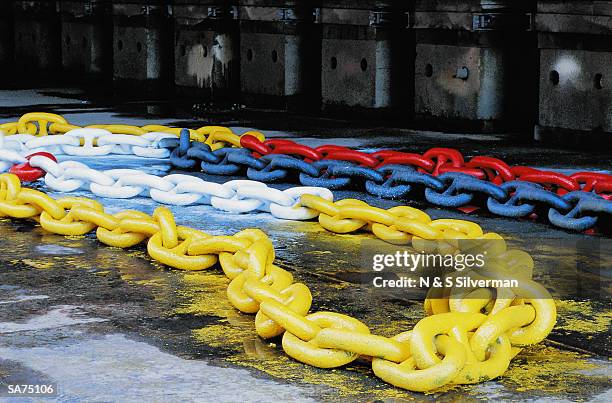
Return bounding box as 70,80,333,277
0,89,610,402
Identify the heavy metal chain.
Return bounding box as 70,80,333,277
169,132,612,232
0,173,556,392
239,135,612,197
2,150,548,254
5,145,611,233
0,129,178,159
5,112,604,198
0,111,262,153
26,152,333,220
4,113,609,231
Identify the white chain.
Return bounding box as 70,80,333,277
0,129,176,164
28,154,334,220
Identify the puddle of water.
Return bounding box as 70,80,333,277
0,295,49,305
34,245,84,255
0,89,85,109
0,306,106,333
0,333,316,402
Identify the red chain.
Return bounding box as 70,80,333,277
240,135,611,197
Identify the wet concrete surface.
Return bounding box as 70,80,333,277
0,89,611,402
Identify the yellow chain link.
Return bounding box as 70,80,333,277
0,112,256,148
0,173,556,392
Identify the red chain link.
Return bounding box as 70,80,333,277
465,156,515,184
570,172,612,199
9,152,57,182
374,152,435,171
321,149,379,167
240,135,271,155
265,140,323,161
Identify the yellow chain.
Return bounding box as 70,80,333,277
0,112,264,149
0,173,556,392
300,195,520,257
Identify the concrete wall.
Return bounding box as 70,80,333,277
0,0,610,140
412,0,537,131
238,0,319,110
319,1,409,116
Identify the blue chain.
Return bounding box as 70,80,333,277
166,132,612,232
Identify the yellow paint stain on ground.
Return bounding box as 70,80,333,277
176,272,236,317
556,300,612,334
501,345,606,395
133,278,167,287
226,350,414,400
64,235,86,241
326,282,352,290
193,322,256,349
275,221,327,234
303,250,333,255
19,258,54,270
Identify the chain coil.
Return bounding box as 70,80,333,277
169,132,612,232
0,173,556,392
2,113,610,231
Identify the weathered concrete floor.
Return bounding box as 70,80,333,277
0,89,611,402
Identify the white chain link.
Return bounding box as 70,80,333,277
0,129,176,165
28,154,334,220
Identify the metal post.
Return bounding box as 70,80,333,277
535,0,612,142
238,0,319,110
112,0,173,96
412,0,534,132
59,0,113,86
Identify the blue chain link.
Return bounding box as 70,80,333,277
200,148,249,175
365,165,445,199
549,191,612,231
169,129,201,169
425,172,508,208
487,181,571,218
299,160,384,189
247,155,320,182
